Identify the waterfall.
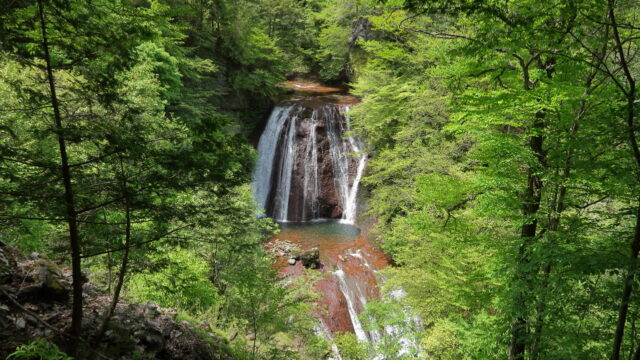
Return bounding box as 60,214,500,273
252,106,295,213
302,111,319,220
255,87,418,356
252,102,366,223
273,111,298,221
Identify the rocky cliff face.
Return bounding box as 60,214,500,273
287,108,357,221
258,103,364,223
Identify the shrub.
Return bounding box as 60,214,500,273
7,340,72,360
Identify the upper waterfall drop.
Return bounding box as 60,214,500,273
251,87,366,224
252,106,294,213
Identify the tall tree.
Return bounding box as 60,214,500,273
36,0,83,353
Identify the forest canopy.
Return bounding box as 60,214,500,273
1,0,640,359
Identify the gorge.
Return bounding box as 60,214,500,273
252,82,393,355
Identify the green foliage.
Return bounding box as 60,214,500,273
349,1,640,359
334,332,367,360
7,340,72,360
0,0,333,358
4,0,640,359
127,247,222,312
122,184,326,358
360,300,421,359
312,0,374,81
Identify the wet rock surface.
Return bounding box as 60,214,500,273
271,222,391,340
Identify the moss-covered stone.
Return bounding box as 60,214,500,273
33,259,71,300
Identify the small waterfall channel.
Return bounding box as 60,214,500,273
252,82,413,358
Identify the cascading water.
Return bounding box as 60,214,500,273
253,106,294,213
255,82,417,358
252,102,366,224
334,268,370,342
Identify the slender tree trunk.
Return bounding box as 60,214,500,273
529,125,574,360
96,157,132,341
530,63,600,359
608,2,639,359
529,173,566,359
630,317,638,360
107,249,112,295
510,59,546,359
612,206,640,360
37,0,83,355
510,110,545,360
633,339,640,360
252,315,258,359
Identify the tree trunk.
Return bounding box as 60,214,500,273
633,339,640,360
252,315,258,359
37,0,83,355
611,206,640,360
608,2,639,359
510,57,546,359
530,62,600,358
510,109,545,360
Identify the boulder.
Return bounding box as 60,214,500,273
135,323,165,352
14,317,26,329
19,258,71,301
144,301,160,318
34,259,71,301
300,247,320,269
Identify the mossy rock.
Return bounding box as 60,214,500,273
33,259,71,300
300,247,320,269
